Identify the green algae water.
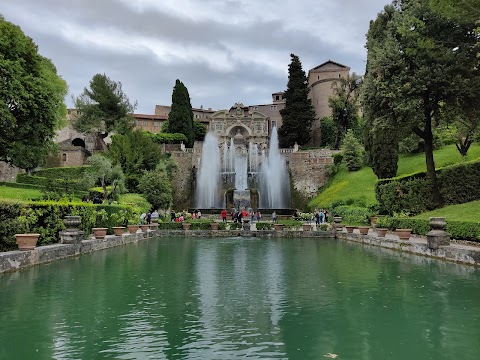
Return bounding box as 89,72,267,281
1,237,479,360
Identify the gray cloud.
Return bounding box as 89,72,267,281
1,0,387,113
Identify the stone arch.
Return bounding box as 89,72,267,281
225,124,252,138
72,138,86,148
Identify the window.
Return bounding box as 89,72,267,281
276,95,279,101
272,121,277,128
154,121,159,127
215,123,223,131
318,76,319,80
132,120,137,126
270,105,277,110
144,120,148,126
62,153,67,161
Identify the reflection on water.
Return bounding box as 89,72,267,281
0,237,479,359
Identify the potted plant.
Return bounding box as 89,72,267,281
140,224,149,232
182,222,191,230
211,222,219,230
273,223,284,231
15,208,40,251
345,225,356,233
92,228,108,239
302,223,312,231
358,226,370,235
376,228,388,237
396,228,412,240
112,226,126,236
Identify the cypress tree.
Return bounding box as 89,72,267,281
167,80,194,147
278,54,316,147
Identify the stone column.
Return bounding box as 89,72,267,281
427,217,450,250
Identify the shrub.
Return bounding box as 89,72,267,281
277,220,303,228
332,152,344,165
0,201,23,251
256,222,273,230
157,222,183,230
342,129,363,171
376,217,430,235
331,205,372,225
446,221,480,242
376,160,480,215
320,116,336,148
152,133,188,144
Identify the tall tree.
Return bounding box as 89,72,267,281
278,54,316,147
84,154,126,201
328,73,362,149
0,17,67,172
363,0,480,207
73,73,135,151
108,130,165,191
167,80,194,147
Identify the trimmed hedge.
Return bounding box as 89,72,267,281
256,222,273,230
152,133,188,144
157,222,183,230
0,200,138,251
376,217,480,242
32,166,90,180
376,160,480,215
277,220,303,228
0,181,43,190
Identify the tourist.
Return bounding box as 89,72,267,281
315,211,320,225
197,210,202,219
241,209,248,221
324,210,329,223
250,210,255,223
221,209,227,222
170,209,176,222
272,211,277,223
146,212,152,224
140,212,146,225
319,210,324,224
256,210,261,222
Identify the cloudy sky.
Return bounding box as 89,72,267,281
2,0,388,113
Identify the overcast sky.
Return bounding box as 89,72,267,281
2,0,388,113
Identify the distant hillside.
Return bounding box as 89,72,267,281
308,144,480,209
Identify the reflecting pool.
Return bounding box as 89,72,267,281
1,237,479,359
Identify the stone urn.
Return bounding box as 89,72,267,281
333,216,342,224
140,224,149,232
345,226,356,233
92,228,108,239
273,223,284,231
427,217,450,250
396,228,412,240
211,222,219,230
64,215,81,230
182,222,191,230
127,225,139,234
358,226,370,235
376,228,388,238
149,223,158,231
112,226,126,236
370,216,378,226
302,224,312,231
15,234,40,251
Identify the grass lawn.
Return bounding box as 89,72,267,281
415,200,480,222
308,144,480,209
0,185,43,201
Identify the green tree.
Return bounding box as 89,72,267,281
73,73,135,151
278,54,316,147
167,80,194,147
319,117,336,148
0,17,67,172
363,0,480,206
328,73,362,149
108,130,165,191
138,163,175,210
429,0,480,23
84,154,126,201
342,129,363,171
194,121,207,141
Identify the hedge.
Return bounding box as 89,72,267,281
0,181,43,190
256,222,273,230
376,217,480,242
32,166,90,180
152,133,188,144
0,200,138,252
376,160,480,215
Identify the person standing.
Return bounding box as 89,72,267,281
256,210,262,222
170,210,176,222
140,212,146,225
272,211,277,223
221,209,227,222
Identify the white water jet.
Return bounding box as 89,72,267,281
259,126,291,208
196,133,221,208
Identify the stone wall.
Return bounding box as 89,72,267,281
0,162,23,182
287,149,335,198
171,151,194,210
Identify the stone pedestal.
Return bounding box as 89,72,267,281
427,217,450,250
242,220,251,231
60,216,84,244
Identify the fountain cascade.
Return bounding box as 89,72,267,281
195,126,291,210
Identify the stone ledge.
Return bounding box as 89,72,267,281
337,232,480,266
